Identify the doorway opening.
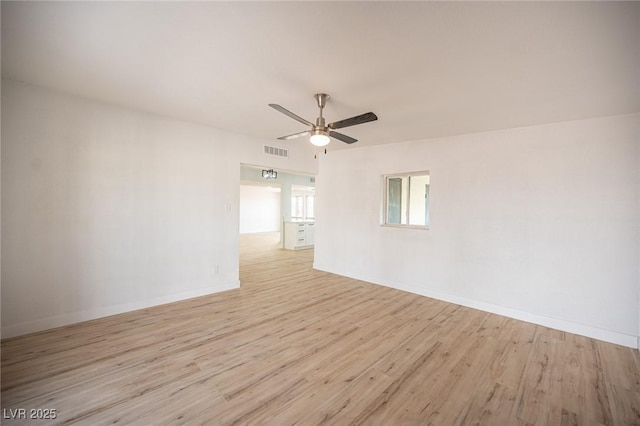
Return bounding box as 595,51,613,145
239,164,316,274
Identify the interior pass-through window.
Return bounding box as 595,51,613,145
383,171,430,229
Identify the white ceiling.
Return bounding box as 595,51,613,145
2,2,639,149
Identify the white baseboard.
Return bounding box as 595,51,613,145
313,263,638,349
1,280,240,339
399,282,637,349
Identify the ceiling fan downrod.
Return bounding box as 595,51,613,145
314,93,329,130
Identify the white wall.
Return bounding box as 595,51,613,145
314,114,640,348
1,79,317,337
239,185,281,234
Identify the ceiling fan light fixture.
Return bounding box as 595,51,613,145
310,129,330,147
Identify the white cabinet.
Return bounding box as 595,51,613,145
283,221,315,250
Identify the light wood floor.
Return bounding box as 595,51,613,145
2,232,639,425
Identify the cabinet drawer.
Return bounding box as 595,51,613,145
283,222,315,250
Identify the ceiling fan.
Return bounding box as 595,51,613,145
269,94,377,147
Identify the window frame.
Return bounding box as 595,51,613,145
381,171,430,230
291,195,305,220
305,195,315,220
291,194,315,221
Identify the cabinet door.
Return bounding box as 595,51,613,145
283,223,295,249
305,229,315,245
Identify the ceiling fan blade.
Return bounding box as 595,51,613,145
329,131,358,144
328,112,378,130
269,104,313,127
277,130,311,141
